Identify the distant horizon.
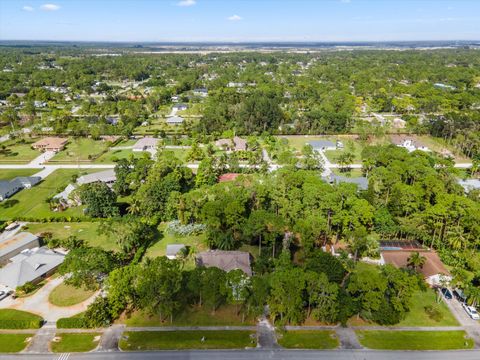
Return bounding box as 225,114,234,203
1,0,479,43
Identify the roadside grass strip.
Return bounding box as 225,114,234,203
0,333,33,353
356,330,474,350
0,309,43,329
51,333,101,353
277,330,339,349
119,330,256,350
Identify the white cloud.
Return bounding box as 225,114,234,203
40,3,60,11
22,5,34,12
177,0,196,6
227,14,242,21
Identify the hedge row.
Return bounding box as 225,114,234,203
12,216,100,223
0,319,43,329
56,317,92,329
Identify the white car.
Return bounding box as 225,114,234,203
462,303,480,320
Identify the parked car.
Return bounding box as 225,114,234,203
462,303,480,320
453,288,467,303
0,290,11,301
441,288,453,300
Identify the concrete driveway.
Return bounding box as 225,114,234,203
0,277,98,322
442,291,480,347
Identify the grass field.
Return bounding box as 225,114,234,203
51,333,101,353
0,170,95,221
0,309,43,327
24,222,118,251
94,149,149,163
277,330,339,349
0,139,39,163
50,138,108,162
0,169,38,180
396,289,458,327
123,304,254,327
0,334,33,353
119,331,255,350
356,330,473,350
49,283,96,307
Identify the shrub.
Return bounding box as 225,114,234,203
57,317,89,329
165,220,206,237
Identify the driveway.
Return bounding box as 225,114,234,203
29,151,56,166
442,294,480,347
0,277,98,322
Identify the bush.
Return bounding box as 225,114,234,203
83,297,113,328
57,317,90,329
165,220,206,237
424,305,444,322
0,319,42,329
16,282,36,295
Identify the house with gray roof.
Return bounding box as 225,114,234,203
133,137,159,152
77,169,116,186
0,176,42,201
0,247,65,290
308,140,336,151
172,103,188,111
0,232,40,265
166,116,184,125
196,250,252,276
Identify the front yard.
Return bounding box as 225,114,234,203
119,330,256,350
0,139,39,163
49,283,96,307
49,138,109,163
0,334,33,353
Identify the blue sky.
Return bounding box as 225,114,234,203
0,0,479,42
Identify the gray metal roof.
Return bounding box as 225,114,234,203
15,176,42,187
308,140,336,149
77,169,116,185
0,247,65,289
458,179,480,193
166,116,184,124
0,232,40,259
0,180,21,198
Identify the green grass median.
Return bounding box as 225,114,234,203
356,330,473,350
0,334,33,352
119,330,256,350
51,333,101,353
278,330,339,349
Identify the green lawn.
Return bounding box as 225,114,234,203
0,309,43,323
0,170,95,221
331,168,364,177
124,304,254,327
119,331,256,350
94,149,149,163
50,138,108,162
49,283,96,307
51,333,101,353
0,169,38,180
24,222,119,251
356,330,473,350
0,334,33,353
278,330,339,349
145,222,206,259
396,289,458,327
0,139,39,163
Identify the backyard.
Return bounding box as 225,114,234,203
0,169,95,220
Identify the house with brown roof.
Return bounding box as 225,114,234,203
32,137,68,152
196,250,252,276
381,250,451,286
215,136,247,151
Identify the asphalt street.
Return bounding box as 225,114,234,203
1,350,480,360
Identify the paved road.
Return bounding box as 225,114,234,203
442,293,480,347
3,349,480,360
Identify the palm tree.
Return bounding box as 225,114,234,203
407,252,426,272
465,285,480,307
127,199,141,215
